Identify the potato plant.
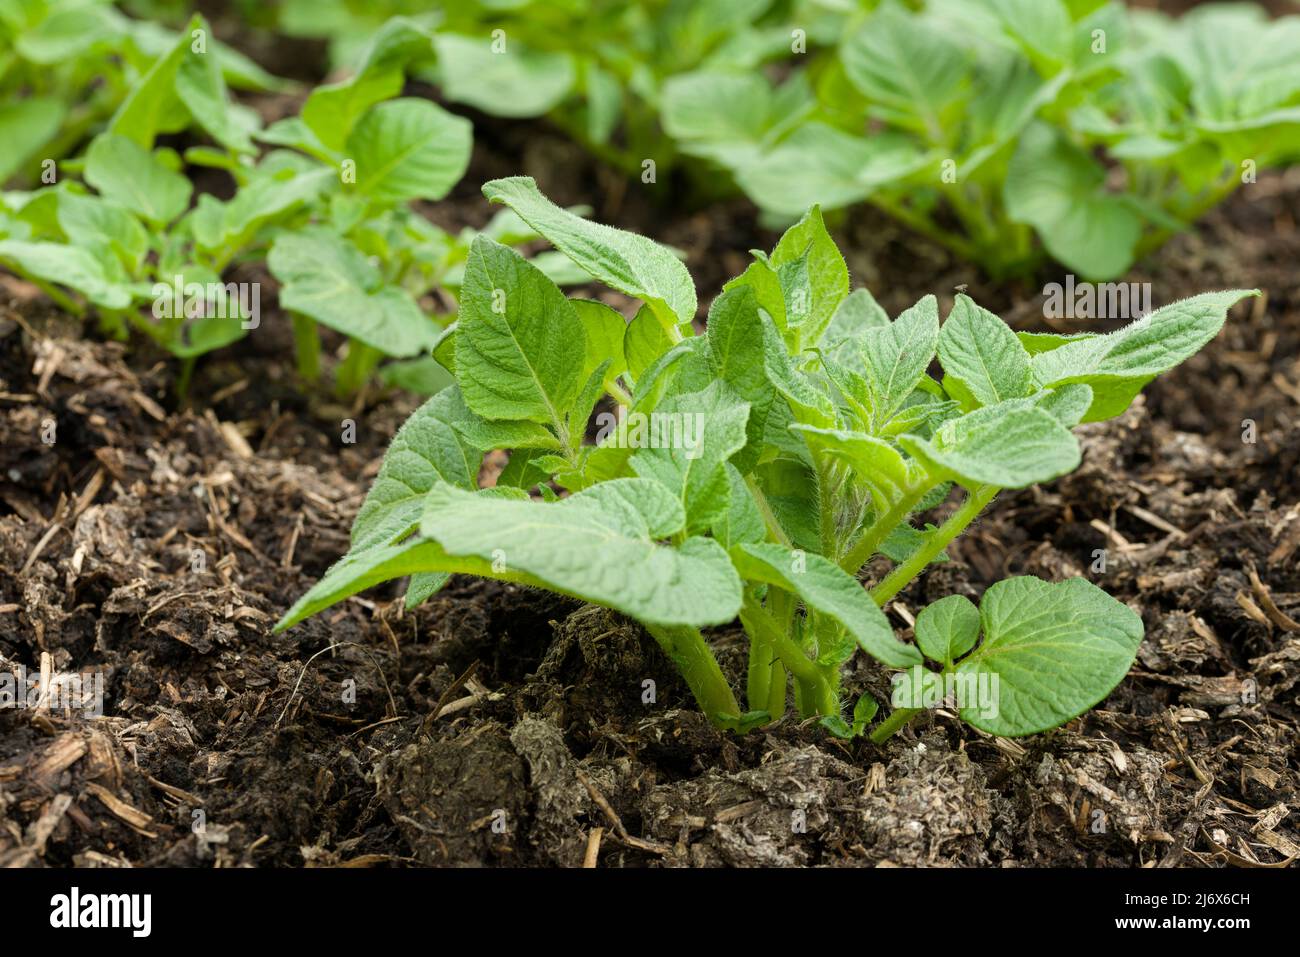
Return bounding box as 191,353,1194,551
279,177,1256,741
0,15,582,395
0,0,282,184
665,1,1300,280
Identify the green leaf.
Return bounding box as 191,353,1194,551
175,38,252,153
571,299,627,391
712,465,766,550
302,17,434,150
421,479,742,626
350,387,479,553
1034,383,1094,428
624,303,675,382
15,2,125,63
732,542,922,669
769,205,849,345
820,287,890,361
955,577,1143,736
482,177,697,330
630,380,751,535
454,235,587,428
938,295,1034,408
57,194,148,273
0,240,132,309
737,124,927,219
84,134,192,226
789,425,911,510
759,314,835,428
861,294,940,422
841,3,968,139
1030,289,1260,421
0,99,66,182
431,34,575,118
984,0,1074,73
1004,123,1143,280
268,229,439,357
915,594,981,666
822,691,880,739
346,99,471,203
662,70,774,163
108,16,194,148
378,356,455,396
723,257,787,331
441,386,561,452
900,402,1080,489
706,285,776,471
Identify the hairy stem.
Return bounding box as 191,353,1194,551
739,596,820,686
868,706,921,744
745,475,793,549
839,481,931,575
644,624,740,727
870,485,997,605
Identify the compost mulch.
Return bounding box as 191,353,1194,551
1,124,1297,868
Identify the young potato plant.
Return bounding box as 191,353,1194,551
271,0,838,183
0,15,581,396
663,0,1300,280
278,176,1257,741
0,0,282,185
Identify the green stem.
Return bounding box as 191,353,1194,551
870,485,997,606
816,456,838,558
839,481,931,575
292,313,321,384
176,356,196,400
741,597,834,723
744,475,793,548
764,660,787,719
739,596,820,686
644,624,741,727
868,706,921,744
335,339,381,398
871,196,979,262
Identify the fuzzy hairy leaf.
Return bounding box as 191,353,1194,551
350,387,480,553
421,480,742,626
1031,289,1259,421
346,98,471,203
455,236,587,427
631,381,751,536
482,177,696,329
939,295,1034,408
269,229,438,357
915,594,981,666
955,577,1143,736
861,295,941,422
900,402,1080,489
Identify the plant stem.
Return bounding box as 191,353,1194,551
739,596,820,686
335,339,380,398
744,474,793,548
644,624,741,727
869,485,997,605
292,313,321,384
839,482,931,574
868,706,921,744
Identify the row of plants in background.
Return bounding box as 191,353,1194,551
273,0,1298,281
279,175,1257,740
665,0,1300,279
0,14,584,395
0,0,283,183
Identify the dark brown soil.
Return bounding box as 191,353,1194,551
1,116,1298,867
